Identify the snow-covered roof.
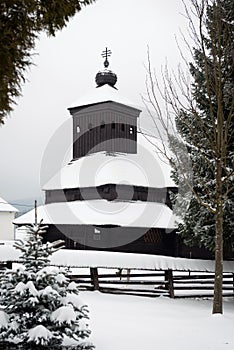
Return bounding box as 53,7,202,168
43,133,175,190
13,200,177,229
49,250,234,273
68,84,141,111
0,245,20,261
0,197,18,212
0,246,234,273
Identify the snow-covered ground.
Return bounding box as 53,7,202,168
83,291,234,350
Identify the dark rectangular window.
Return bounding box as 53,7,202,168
111,122,115,129
93,234,101,241
121,124,125,131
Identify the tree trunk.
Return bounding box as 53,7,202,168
212,159,223,314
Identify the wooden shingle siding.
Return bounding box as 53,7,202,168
71,102,140,158
43,224,177,256
45,185,177,205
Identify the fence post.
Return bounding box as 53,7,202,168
90,267,99,291
6,261,12,269
233,273,234,296
165,269,175,298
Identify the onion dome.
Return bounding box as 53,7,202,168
95,48,118,89
95,70,117,88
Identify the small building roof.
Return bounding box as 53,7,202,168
13,200,177,229
0,197,18,213
43,133,175,190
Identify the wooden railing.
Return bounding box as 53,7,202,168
69,268,234,299
1,262,233,298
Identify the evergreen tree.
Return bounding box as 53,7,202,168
171,0,234,258
0,0,95,123
145,0,233,313
0,221,94,349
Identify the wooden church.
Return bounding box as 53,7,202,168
14,49,212,259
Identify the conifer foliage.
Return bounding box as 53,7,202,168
0,0,95,123
169,0,233,313
172,0,234,257
145,0,233,314
0,221,94,349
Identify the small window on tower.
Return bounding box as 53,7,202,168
111,122,115,129
76,126,80,133
100,121,105,129
129,126,134,134
88,123,92,130
121,124,125,131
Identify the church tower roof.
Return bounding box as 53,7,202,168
68,48,140,112
68,84,140,112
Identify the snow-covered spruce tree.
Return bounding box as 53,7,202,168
169,0,234,314
171,0,234,259
0,221,94,349
145,0,233,314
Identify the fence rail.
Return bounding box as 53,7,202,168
69,268,234,299
1,261,234,299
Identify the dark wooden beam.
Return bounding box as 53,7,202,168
90,267,99,291
165,269,175,298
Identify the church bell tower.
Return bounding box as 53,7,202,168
68,48,141,159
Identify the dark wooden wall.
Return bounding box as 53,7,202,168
73,123,137,158
43,224,177,256
42,224,214,259
69,102,140,158
45,184,177,208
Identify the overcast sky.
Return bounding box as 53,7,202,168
0,0,189,204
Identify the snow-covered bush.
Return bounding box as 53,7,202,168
0,221,94,349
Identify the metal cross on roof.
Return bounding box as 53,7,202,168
101,47,112,68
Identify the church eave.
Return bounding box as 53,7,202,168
68,100,141,115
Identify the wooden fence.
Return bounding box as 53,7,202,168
69,268,234,299
1,261,234,298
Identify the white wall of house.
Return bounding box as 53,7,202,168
0,211,16,240
0,196,18,241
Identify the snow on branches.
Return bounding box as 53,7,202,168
0,221,94,349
